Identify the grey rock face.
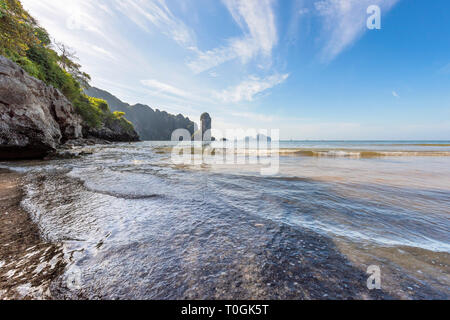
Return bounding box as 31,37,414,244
83,120,140,142
0,56,82,159
85,86,195,141
200,112,212,141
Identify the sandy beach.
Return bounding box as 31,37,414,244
0,169,65,300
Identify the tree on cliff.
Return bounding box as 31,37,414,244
54,41,91,89
0,0,136,135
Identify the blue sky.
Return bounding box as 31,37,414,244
21,0,450,139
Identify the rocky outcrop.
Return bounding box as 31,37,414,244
0,56,82,159
85,87,196,141
83,119,139,142
201,112,212,141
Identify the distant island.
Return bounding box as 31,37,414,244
245,134,272,143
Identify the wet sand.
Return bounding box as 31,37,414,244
0,169,65,300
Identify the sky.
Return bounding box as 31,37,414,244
21,0,450,140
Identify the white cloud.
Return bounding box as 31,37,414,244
188,0,277,74
113,0,195,47
298,8,310,16
20,0,150,68
21,0,106,37
392,90,399,98
141,79,191,98
140,79,214,106
314,0,399,62
91,46,118,62
224,0,277,54
215,74,289,103
231,112,276,123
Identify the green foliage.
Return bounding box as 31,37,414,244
74,94,103,128
6,50,40,78
34,27,50,46
0,0,38,56
115,117,135,133
88,96,110,112
0,1,7,18
0,0,136,135
80,96,133,131
26,46,66,87
113,111,126,119
110,111,134,132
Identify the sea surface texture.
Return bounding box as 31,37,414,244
2,141,449,299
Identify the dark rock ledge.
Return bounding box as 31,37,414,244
0,56,138,160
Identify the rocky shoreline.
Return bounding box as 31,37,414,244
0,169,65,300
0,55,139,161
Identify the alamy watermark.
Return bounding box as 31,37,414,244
367,265,381,290
65,264,82,290
367,5,381,30
171,128,280,176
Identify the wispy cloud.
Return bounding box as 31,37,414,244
21,0,108,38
140,79,214,106
231,112,276,123
91,46,118,62
315,0,399,62
113,0,195,47
229,112,309,124
215,73,289,103
141,79,191,98
188,0,277,74
224,0,277,54
20,0,150,68
392,90,399,98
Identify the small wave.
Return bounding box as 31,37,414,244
83,188,164,200
0,164,36,173
156,146,450,158
278,149,450,158
66,168,168,200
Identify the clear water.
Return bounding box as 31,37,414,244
1,141,449,299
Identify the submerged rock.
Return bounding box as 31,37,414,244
0,56,82,159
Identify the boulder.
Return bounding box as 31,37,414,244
0,56,82,159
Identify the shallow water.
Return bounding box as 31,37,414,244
1,141,449,299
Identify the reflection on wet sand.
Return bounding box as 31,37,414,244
0,170,65,300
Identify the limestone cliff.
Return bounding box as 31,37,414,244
0,56,138,159
85,87,196,141
0,55,82,159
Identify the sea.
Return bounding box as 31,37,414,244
1,141,449,299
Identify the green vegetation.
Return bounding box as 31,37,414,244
85,87,197,141
109,111,135,133
0,0,135,132
0,1,7,18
